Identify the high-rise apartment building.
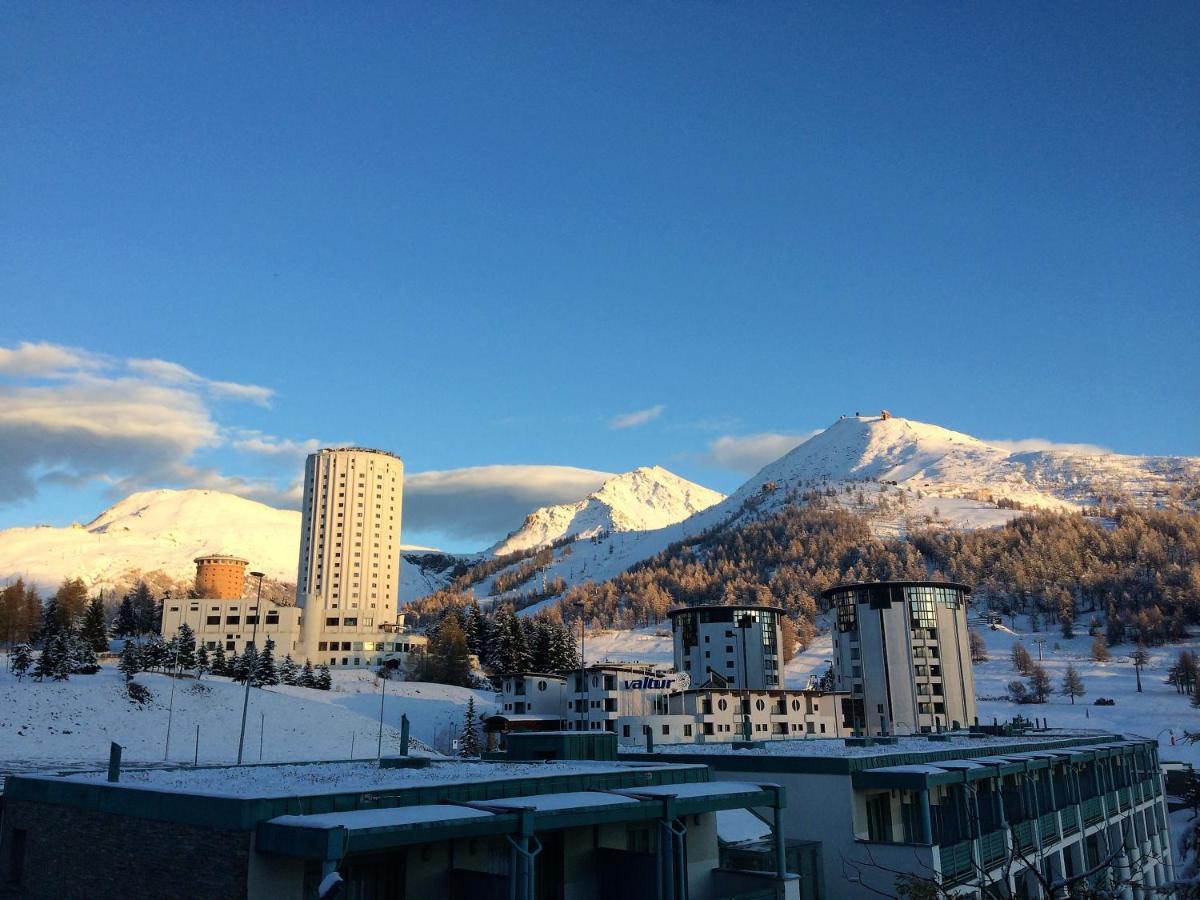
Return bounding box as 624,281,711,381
296,448,404,656
823,580,977,735
668,604,785,690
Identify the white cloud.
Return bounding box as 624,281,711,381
0,341,286,507
404,465,612,544
231,431,326,457
127,358,274,406
0,341,106,377
702,431,817,475
609,404,664,430
987,438,1113,456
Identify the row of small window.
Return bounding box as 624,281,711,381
204,614,279,626
316,641,416,652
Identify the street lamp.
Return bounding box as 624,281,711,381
237,571,266,765
573,600,586,733
736,613,753,742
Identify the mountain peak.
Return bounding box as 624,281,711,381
489,465,724,556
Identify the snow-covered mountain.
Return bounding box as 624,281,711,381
720,414,1200,515
489,466,724,556
498,415,1200,613
0,489,435,600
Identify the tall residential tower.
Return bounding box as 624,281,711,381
823,580,976,736
296,448,404,656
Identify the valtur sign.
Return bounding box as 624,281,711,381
621,672,690,693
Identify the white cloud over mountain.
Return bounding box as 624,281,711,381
404,465,613,544
702,431,817,475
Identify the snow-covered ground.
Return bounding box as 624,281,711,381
782,614,1200,768
582,625,673,666
0,660,494,777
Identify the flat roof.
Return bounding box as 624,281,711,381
666,604,787,619
821,580,971,599
619,732,1149,777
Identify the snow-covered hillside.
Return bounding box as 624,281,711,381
501,415,1199,613
0,662,495,774
0,489,437,600
490,466,724,556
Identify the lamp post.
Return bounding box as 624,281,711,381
736,613,753,742
162,592,180,761
237,571,266,765
573,600,586,733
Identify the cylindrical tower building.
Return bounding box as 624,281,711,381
668,605,785,690
296,448,404,655
194,555,248,599
822,581,976,736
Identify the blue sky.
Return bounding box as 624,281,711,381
1,3,1197,550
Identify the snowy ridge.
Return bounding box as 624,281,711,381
490,466,724,556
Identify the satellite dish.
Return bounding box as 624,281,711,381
674,672,691,691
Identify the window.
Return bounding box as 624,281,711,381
318,642,328,651
226,615,240,625
206,615,221,626
326,617,339,627
662,724,669,735
684,724,693,737
343,617,358,627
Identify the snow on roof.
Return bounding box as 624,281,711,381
717,808,773,844
65,759,642,799
614,780,765,800
469,791,640,813
270,804,494,830
646,732,1131,761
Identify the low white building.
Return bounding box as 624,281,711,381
492,662,847,747
161,597,426,668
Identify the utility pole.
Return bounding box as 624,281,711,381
237,572,266,765
573,600,586,732
378,658,400,758
162,592,180,761
1032,638,1047,662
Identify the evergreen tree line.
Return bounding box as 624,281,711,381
8,595,105,682
115,630,333,690
405,601,580,684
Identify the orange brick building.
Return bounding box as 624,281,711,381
193,555,248,600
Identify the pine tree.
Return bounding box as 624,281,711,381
316,664,333,690
300,660,316,688
80,596,109,654
231,646,255,684
196,644,210,679
10,642,33,681
174,624,198,672
211,644,228,677
465,602,484,656
254,639,280,687
70,631,99,674
118,640,141,681
32,641,56,681
1060,663,1085,704
36,598,61,650
114,594,138,637
53,577,89,628
1105,605,1125,646
548,622,579,673
49,630,74,681
1091,635,1110,662
1011,641,1033,675
459,696,480,757
142,634,168,672
130,582,157,635
279,654,299,686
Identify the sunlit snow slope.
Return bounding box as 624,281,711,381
490,466,724,556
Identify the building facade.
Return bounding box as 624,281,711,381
824,581,977,736
669,604,785,690
491,664,845,747
622,731,1174,899
0,757,803,900
193,554,248,599
296,447,404,656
